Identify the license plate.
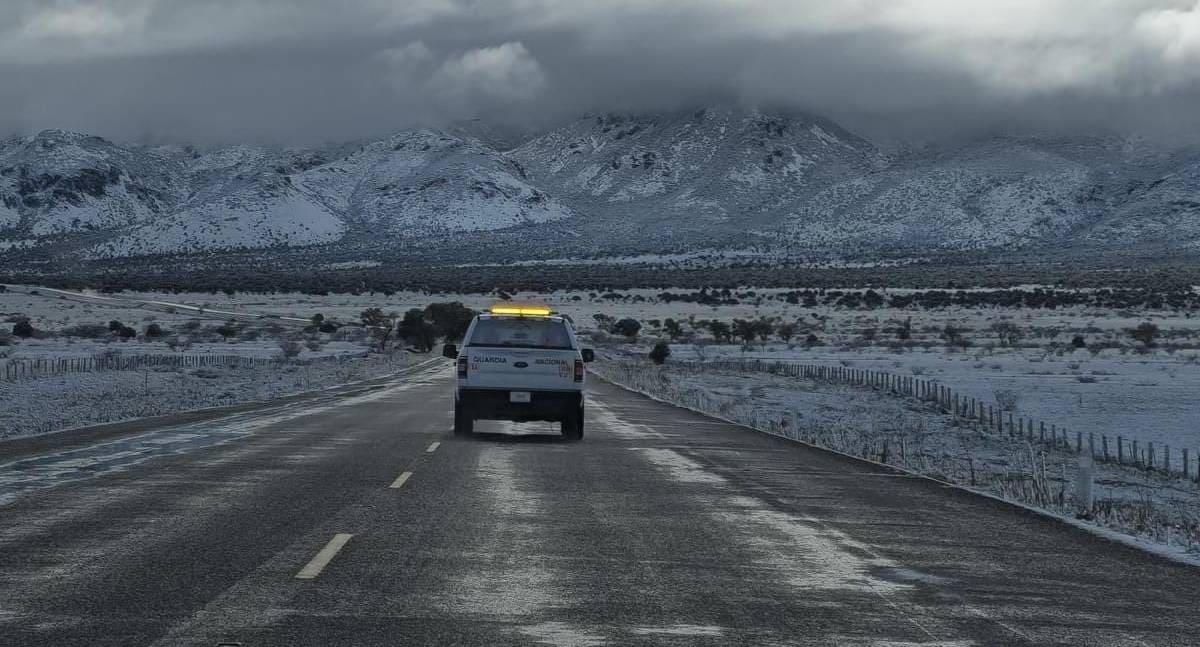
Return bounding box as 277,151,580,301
509,391,531,403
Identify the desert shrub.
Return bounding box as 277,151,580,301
1077,375,1098,383
62,323,110,339
143,323,164,339
1071,334,1087,349
804,333,822,348
166,335,192,352
305,339,323,352
12,319,34,338
278,340,303,360
991,321,1023,346
334,326,368,342
994,389,1020,412
612,318,642,339
649,341,671,365
1130,322,1159,348
593,313,616,332
941,324,971,349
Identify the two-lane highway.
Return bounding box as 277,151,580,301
1,364,1197,646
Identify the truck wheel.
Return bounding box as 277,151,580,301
561,406,584,442
454,404,474,437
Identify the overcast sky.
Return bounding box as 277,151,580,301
3,1,1200,145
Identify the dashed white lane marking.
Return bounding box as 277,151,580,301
426,441,441,454
389,471,413,489
295,533,353,580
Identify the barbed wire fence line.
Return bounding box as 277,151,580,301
591,354,1200,556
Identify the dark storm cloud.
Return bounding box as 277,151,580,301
3,1,1200,144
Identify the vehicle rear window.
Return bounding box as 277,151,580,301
467,318,572,350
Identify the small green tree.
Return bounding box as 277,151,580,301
398,308,437,352
776,322,797,346
706,320,732,343
663,318,683,341
424,302,476,342
649,341,671,365
361,307,397,352
752,318,774,348
732,319,757,346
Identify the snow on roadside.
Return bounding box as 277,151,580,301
0,352,410,440
591,354,1200,564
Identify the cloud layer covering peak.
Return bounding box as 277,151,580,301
4,1,1200,144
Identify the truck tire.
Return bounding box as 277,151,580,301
561,405,584,442
454,404,474,437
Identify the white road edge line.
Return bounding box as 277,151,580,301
426,441,441,453
390,471,413,489
295,533,353,580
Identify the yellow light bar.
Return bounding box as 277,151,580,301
490,304,552,316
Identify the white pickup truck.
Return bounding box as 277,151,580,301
442,306,595,441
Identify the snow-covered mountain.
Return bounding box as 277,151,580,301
2,108,1199,266
1,129,569,259
511,107,884,232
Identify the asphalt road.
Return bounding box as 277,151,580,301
0,363,1197,646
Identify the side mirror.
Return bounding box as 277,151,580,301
442,344,458,359
581,348,595,363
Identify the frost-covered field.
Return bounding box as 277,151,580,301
0,287,413,439
659,343,1200,451
592,355,1200,561
0,352,408,439
4,284,1200,451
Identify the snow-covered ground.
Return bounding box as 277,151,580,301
591,354,1200,562
0,352,412,440
5,285,1199,453
0,287,415,439
661,343,1200,452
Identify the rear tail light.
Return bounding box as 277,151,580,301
574,359,585,383
457,356,468,378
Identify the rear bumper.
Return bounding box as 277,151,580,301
457,388,581,422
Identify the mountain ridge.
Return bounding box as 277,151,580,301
2,107,1199,267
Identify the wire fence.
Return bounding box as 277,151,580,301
1,351,377,382
593,356,1200,553
601,356,1200,485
